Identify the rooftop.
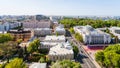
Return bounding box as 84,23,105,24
109,27,120,30
29,63,46,68
49,42,73,55
8,29,31,33
74,25,110,36
40,42,59,46
44,35,65,41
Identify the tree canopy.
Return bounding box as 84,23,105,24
60,18,120,28
39,57,46,63
75,33,83,42
27,39,40,53
0,33,13,43
0,41,17,60
72,45,79,58
5,58,26,68
69,27,75,34
51,60,81,68
95,44,120,68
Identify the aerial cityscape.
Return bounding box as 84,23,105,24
0,0,120,68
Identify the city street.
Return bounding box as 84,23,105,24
67,37,97,68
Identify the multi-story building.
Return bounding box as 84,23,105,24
23,20,53,28
43,35,65,42
74,25,111,45
54,25,66,35
0,22,9,31
34,28,52,36
7,29,34,42
36,15,49,21
9,22,22,29
40,42,58,49
29,63,47,68
0,22,21,31
40,35,73,61
24,28,52,36
48,42,74,61
109,27,120,39
40,35,66,49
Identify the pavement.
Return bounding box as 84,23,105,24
67,36,101,68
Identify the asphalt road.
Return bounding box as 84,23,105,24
67,37,96,68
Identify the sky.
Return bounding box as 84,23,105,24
0,0,119,16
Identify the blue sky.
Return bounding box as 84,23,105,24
0,0,119,16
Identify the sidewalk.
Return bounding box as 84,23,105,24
83,46,101,68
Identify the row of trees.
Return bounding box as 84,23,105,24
95,44,120,68
51,60,81,68
60,18,120,28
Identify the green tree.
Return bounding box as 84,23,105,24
17,39,23,45
0,41,17,62
69,27,75,34
27,39,40,53
5,58,26,68
75,33,83,42
95,44,120,68
60,18,120,28
0,33,13,43
51,60,81,68
95,51,105,67
39,57,46,63
72,46,79,58
56,32,59,36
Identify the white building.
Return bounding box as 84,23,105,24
48,42,74,61
34,28,52,36
40,42,58,49
43,35,66,42
74,25,111,45
109,27,120,39
29,63,46,68
54,25,66,35
0,31,7,34
40,35,66,49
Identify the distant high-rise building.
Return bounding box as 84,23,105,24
36,15,49,21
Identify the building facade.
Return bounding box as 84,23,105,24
7,29,34,42
43,35,65,42
29,63,46,68
0,22,21,31
74,25,111,44
109,27,120,39
40,35,66,49
23,20,53,28
48,43,74,61
34,28,52,36
54,25,66,35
